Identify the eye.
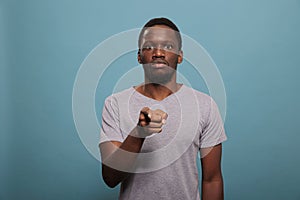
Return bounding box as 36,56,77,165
164,44,173,50
143,45,154,50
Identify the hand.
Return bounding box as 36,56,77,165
136,107,168,138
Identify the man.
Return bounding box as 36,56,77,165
99,17,227,200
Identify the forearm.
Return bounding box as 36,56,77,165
201,179,224,200
102,127,145,187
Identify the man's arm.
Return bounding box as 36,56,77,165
100,108,167,188
100,130,145,188
200,143,224,200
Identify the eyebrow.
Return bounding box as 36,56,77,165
142,40,176,44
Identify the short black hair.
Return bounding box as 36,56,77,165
138,17,182,50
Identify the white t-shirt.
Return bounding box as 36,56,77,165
100,85,227,200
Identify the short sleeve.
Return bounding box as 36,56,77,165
99,96,124,144
199,98,227,148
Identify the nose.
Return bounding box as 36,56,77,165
152,47,165,59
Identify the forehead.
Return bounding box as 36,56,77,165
141,25,178,43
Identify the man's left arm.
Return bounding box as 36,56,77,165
200,143,224,200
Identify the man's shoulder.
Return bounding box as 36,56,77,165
182,85,212,103
104,87,134,102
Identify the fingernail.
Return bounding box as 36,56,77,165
162,119,166,124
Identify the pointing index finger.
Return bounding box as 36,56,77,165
140,107,151,123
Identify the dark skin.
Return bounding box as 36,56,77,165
201,144,224,200
100,25,224,200
137,25,183,98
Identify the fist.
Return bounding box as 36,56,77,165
137,107,168,137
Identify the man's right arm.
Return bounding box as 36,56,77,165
100,108,167,188
100,128,145,188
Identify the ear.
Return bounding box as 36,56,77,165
137,49,142,63
177,50,183,64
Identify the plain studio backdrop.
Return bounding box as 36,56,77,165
1,0,299,199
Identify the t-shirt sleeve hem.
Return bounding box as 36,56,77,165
199,135,227,149
99,137,124,145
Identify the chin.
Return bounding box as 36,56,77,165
147,73,174,85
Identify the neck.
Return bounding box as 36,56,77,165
136,78,180,101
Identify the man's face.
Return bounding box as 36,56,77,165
138,25,183,84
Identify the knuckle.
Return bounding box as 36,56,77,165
158,115,162,121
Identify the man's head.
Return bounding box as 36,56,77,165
138,17,183,84
138,17,182,51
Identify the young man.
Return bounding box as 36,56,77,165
99,17,227,200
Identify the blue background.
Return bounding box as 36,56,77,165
1,0,300,199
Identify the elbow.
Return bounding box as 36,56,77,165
102,171,120,188
101,164,123,188
203,172,223,183
103,177,119,188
